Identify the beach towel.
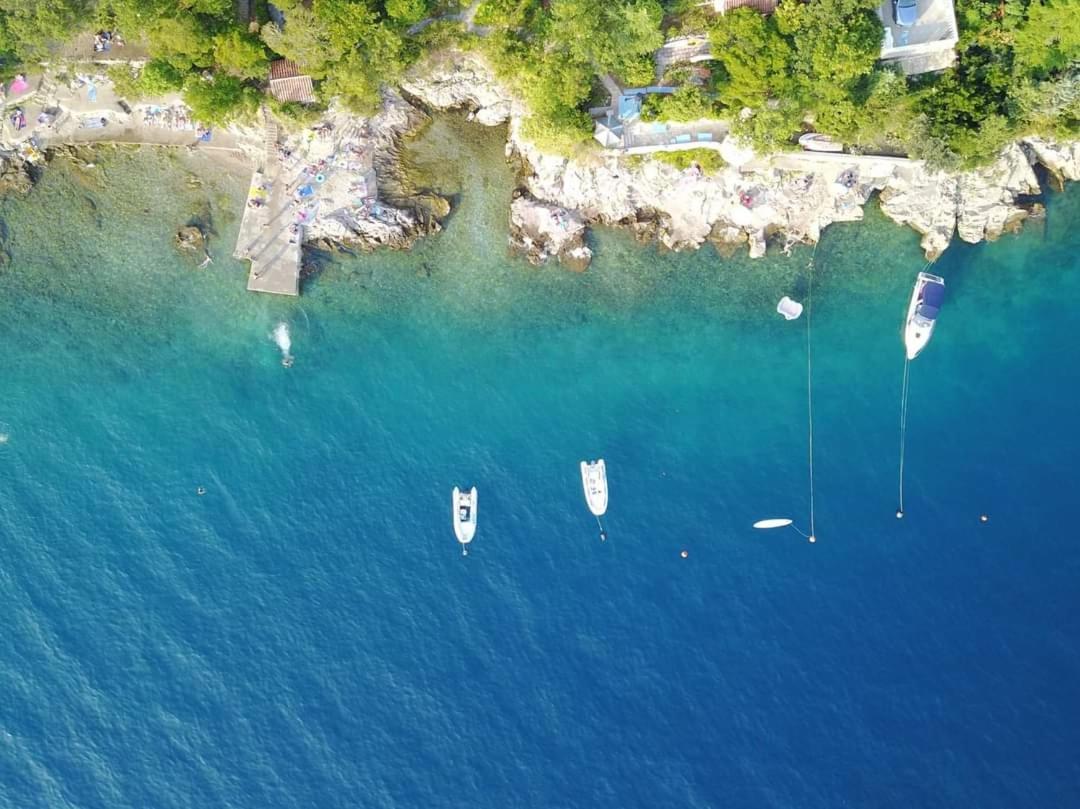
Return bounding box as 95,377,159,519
88,84,98,103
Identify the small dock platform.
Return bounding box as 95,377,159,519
234,170,302,296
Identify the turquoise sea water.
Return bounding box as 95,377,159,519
1,123,1078,808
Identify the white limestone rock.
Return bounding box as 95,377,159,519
1023,136,1080,182
509,194,592,270
389,53,1077,261
400,51,516,126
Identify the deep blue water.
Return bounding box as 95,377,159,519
0,128,1078,808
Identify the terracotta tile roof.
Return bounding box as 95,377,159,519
717,0,777,12
269,75,316,104
269,59,301,81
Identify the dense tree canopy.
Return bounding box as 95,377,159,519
701,0,1080,165
0,0,87,59
1,0,1077,161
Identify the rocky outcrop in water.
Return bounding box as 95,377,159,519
174,225,206,253
301,90,448,252
509,194,592,271
878,143,1041,257
0,152,35,196
1022,137,1080,186
400,50,1078,262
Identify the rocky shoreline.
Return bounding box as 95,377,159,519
0,150,38,196
5,52,1080,274
400,50,1079,269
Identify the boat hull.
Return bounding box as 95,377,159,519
580,460,608,517
903,271,945,360
452,486,477,546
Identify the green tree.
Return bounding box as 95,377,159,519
150,15,216,70
213,28,269,79
779,0,881,77
0,0,88,59
183,72,260,124
385,0,430,24
1013,0,1080,76
708,8,795,110
108,58,185,98
261,10,338,78
177,0,231,15
548,0,664,83
642,85,715,121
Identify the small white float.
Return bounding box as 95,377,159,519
777,296,804,320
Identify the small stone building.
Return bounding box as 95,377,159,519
268,60,315,105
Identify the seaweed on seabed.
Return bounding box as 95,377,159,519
0,218,10,267
186,200,218,241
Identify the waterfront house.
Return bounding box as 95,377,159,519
877,0,959,75
688,0,957,76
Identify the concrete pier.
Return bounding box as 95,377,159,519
234,170,302,296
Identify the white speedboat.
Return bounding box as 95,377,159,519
452,486,477,554
903,272,945,360
580,459,608,517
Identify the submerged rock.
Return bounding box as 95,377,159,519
174,225,206,253
0,154,34,196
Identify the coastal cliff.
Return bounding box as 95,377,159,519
400,51,1076,265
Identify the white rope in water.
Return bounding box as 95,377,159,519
898,357,911,516
897,259,935,517
806,243,818,541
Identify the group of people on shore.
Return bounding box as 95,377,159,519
93,30,123,52
141,105,196,131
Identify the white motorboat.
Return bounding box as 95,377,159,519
903,271,946,360
580,459,608,517
452,486,477,554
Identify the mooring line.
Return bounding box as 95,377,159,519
898,357,910,517
806,242,819,542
